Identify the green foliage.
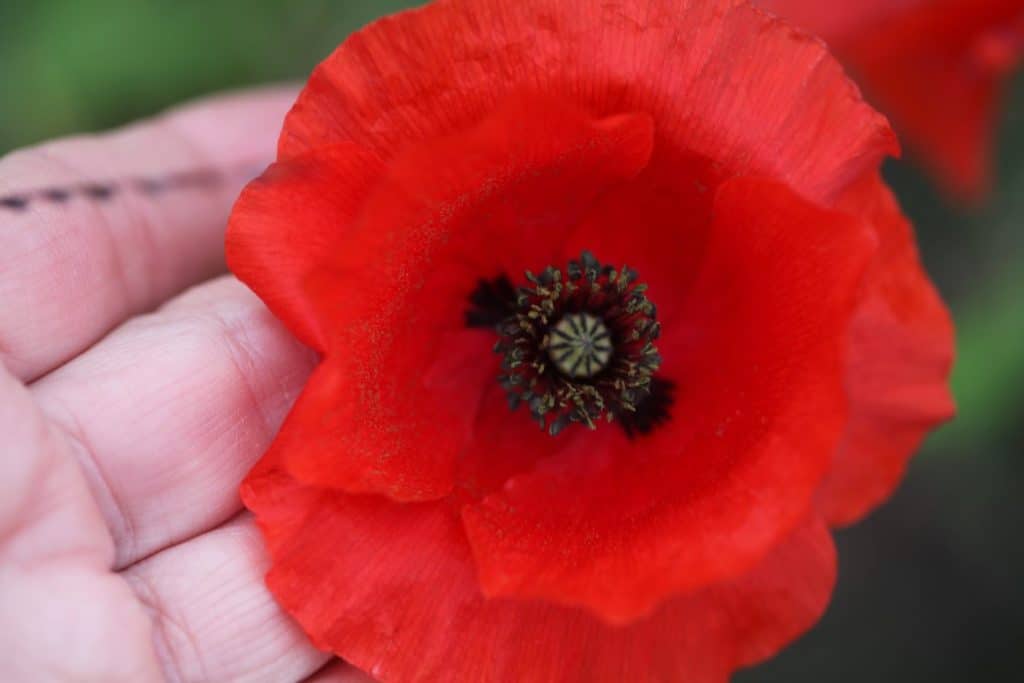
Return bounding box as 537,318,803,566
0,0,418,150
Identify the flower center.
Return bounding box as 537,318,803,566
467,251,669,437
548,312,613,379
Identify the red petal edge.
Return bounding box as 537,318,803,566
761,0,1024,200
243,450,836,683
819,172,956,525
226,144,385,351
279,0,897,204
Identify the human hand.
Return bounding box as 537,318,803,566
0,87,371,683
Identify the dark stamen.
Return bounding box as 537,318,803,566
618,378,675,438
466,275,518,328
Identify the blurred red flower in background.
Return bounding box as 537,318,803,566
226,0,954,680
760,0,1024,200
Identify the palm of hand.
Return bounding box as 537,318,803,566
0,88,367,683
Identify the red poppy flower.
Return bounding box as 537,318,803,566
759,0,1024,200
226,0,954,680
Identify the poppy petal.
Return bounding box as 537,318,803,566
243,455,835,683
561,146,715,328
819,173,956,525
274,95,654,501
280,0,896,203
762,0,1024,199
843,11,1022,199
226,144,385,351
454,381,575,502
461,177,875,621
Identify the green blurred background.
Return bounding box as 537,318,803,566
1,2,1020,681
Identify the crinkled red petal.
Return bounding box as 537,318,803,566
818,172,955,525
226,144,384,351
281,0,896,204
243,451,836,683
272,95,654,501
461,177,874,621
762,0,1024,199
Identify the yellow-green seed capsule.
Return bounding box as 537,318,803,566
547,312,613,379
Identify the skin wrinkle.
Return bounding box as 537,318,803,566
121,515,332,682
26,275,317,572
0,369,163,681
124,567,202,683
42,398,139,568
0,395,55,547
213,306,292,447
30,145,147,315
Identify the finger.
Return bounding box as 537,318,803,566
31,276,316,568
0,85,297,381
122,515,329,683
0,367,165,682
